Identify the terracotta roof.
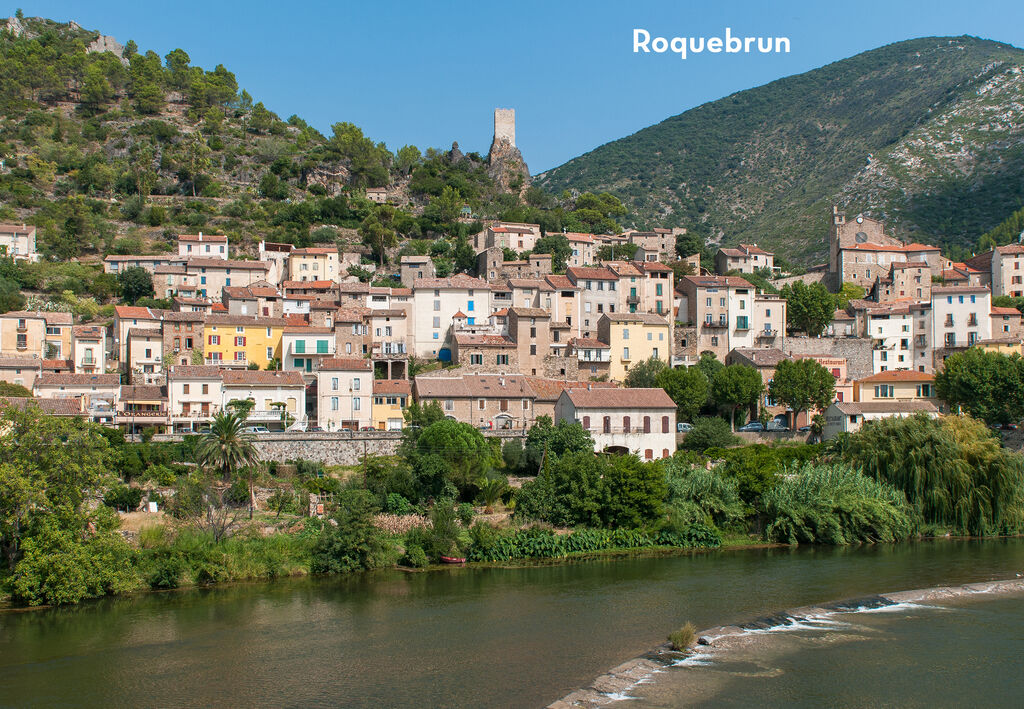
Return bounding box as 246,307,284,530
223,286,257,299
369,309,407,318
858,370,935,383
602,312,670,325
283,280,335,289
508,307,551,318
211,303,228,312
204,314,290,327
682,275,753,288
566,266,617,281
996,245,1024,255
283,326,334,334
168,365,223,379
832,309,854,321
72,325,104,338
42,359,73,370
0,223,34,234
162,311,207,322
120,385,166,400
128,327,161,339
291,247,338,255
524,377,616,401
729,348,786,368
545,275,576,290
178,233,227,243
220,370,306,386
563,387,675,409
187,257,268,270
153,265,187,275
569,337,610,349
834,401,939,415
35,373,120,388
0,310,73,325
932,286,990,295
0,356,43,368
413,274,491,290
452,310,468,319
0,396,84,416
891,261,929,270
454,334,514,347
992,306,1021,316
415,374,536,399
373,379,412,395
318,358,373,371
283,314,310,327
114,306,159,320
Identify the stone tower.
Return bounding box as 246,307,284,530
488,108,529,195
493,108,516,147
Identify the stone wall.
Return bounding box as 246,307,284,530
782,336,875,380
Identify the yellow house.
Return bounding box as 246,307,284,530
596,312,671,382
975,336,1024,357
288,247,340,283
203,315,287,369
372,379,411,430
854,370,940,407
0,310,73,359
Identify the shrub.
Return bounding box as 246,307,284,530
146,464,176,486
401,543,429,568
665,458,745,530
384,492,413,515
103,484,144,512
310,489,389,574
762,462,914,545
668,622,697,651
682,417,739,451
456,502,475,527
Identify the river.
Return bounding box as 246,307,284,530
1,539,1023,708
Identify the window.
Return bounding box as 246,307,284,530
662,416,670,433
267,347,273,359
444,399,454,411
234,351,245,362
623,347,630,360
643,416,651,433
294,340,305,354
706,297,712,307
623,415,631,433
497,354,509,365
467,301,474,311
478,398,485,410
235,336,245,346
470,354,483,365
622,329,630,339
874,384,894,398
352,378,361,391
530,345,536,355
317,340,329,354
353,397,361,411
917,384,933,397
202,384,209,395
603,416,611,433
183,384,190,394
582,415,590,430
645,449,653,460
433,300,441,311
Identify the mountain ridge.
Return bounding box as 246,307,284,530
538,36,1024,262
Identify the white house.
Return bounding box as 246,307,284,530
554,387,676,460
411,275,492,358
822,400,939,440
167,365,223,432
315,358,373,431
220,369,307,431
0,223,38,262
178,232,228,260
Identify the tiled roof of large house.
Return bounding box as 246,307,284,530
0,396,85,416
0,223,34,234
414,374,536,399
413,274,491,290
563,387,675,409
932,285,990,295
0,356,43,368
729,348,787,368
187,257,268,270
524,377,616,402
317,358,373,371
995,245,1024,255
282,280,335,289
168,365,223,379
178,233,227,243
35,373,121,388
602,312,669,325
114,305,160,320
204,314,290,327
127,328,162,339
507,307,550,318
291,247,338,255
373,379,412,395
120,384,167,400
545,275,576,289
833,401,939,415
568,337,610,349
992,306,1021,316
72,325,104,339
220,370,305,386
566,266,617,281
858,370,934,383
682,275,753,288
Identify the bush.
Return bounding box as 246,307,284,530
385,493,413,515
456,502,475,527
168,475,209,519
310,489,390,573
103,484,144,512
467,522,720,562
146,464,176,486
401,543,429,568
665,457,745,530
668,622,697,651
682,417,739,451
762,462,914,545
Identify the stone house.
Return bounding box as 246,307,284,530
566,266,619,339
414,373,537,430
0,356,43,390
167,365,223,432
316,358,373,431
400,255,435,288
71,325,106,375
178,232,228,260
33,372,120,424
715,244,774,275
1,310,73,360
554,386,676,460
822,400,938,440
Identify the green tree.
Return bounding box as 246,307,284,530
780,281,838,336
414,419,492,496
522,416,594,472
599,455,667,528
359,214,397,267
531,234,572,273
768,358,836,427
712,364,763,430
0,276,26,313
836,281,866,308
310,488,388,573
656,366,710,423
0,382,32,397
675,232,704,259
623,357,667,388
117,266,154,304
935,349,1024,425
182,133,212,197
195,411,261,516
682,416,739,451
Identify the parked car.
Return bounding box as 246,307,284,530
766,420,790,432
677,422,693,433
241,425,271,434
738,422,765,432
309,426,324,432
798,425,812,432
360,426,377,431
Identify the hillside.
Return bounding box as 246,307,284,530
538,36,1024,262
0,14,631,302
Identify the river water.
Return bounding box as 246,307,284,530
1,539,1023,708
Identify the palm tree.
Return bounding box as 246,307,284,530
196,411,261,518
476,472,509,514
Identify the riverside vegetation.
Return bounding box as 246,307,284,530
4,399,1024,607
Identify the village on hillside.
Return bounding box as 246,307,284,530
4,112,1020,452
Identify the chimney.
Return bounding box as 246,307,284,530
198,231,203,241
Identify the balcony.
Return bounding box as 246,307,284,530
627,294,640,304
371,342,408,359
289,342,335,356
756,328,777,339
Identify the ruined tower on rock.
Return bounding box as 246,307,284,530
487,108,530,196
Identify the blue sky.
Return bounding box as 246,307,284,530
16,1,1024,172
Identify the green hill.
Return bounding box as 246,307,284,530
538,36,1024,262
